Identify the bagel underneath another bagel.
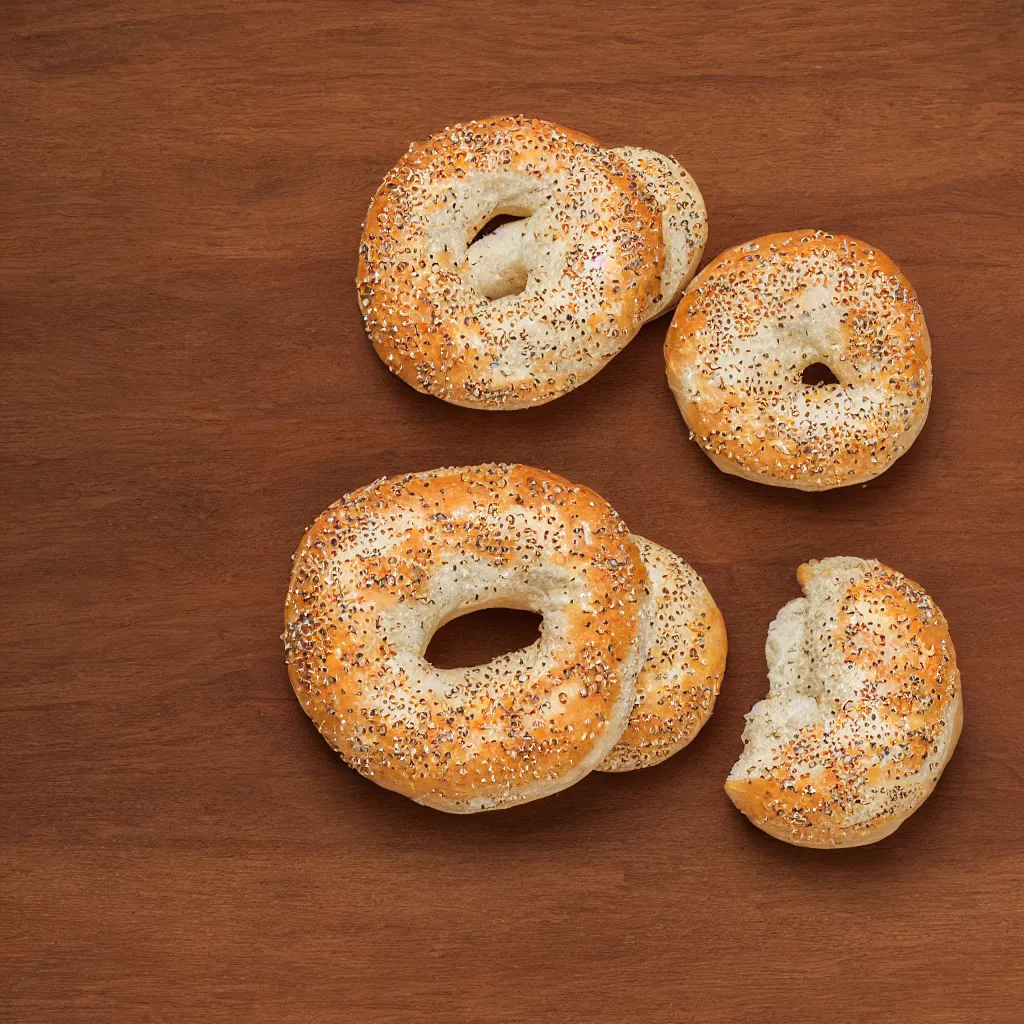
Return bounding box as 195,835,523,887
612,147,706,321
599,536,726,772
726,557,962,848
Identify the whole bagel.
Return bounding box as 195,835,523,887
284,464,652,813
665,231,932,489
359,116,706,409
726,557,962,848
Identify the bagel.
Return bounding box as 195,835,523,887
359,116,706,409
611,147,707,321
598,536,727,772
283,464,652,813
726,557,962,848
665,231,932,489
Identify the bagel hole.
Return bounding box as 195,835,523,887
467,211,533,300
469,212,528,246
424,608,543,669
801,362,840,387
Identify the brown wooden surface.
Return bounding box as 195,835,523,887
3,2,1023,1021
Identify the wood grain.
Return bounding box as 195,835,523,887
2,1,1023,1020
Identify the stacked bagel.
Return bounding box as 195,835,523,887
285,464,726,812
358,116,706,408
282,115,963,848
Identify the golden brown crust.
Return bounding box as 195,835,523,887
598,537,726,772
665,231,932,489
358,116,665,409
284,464,651,812
726,558,962,848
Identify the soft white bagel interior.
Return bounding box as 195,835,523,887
729,557,960,836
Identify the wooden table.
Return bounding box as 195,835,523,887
4,2,1022,1020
